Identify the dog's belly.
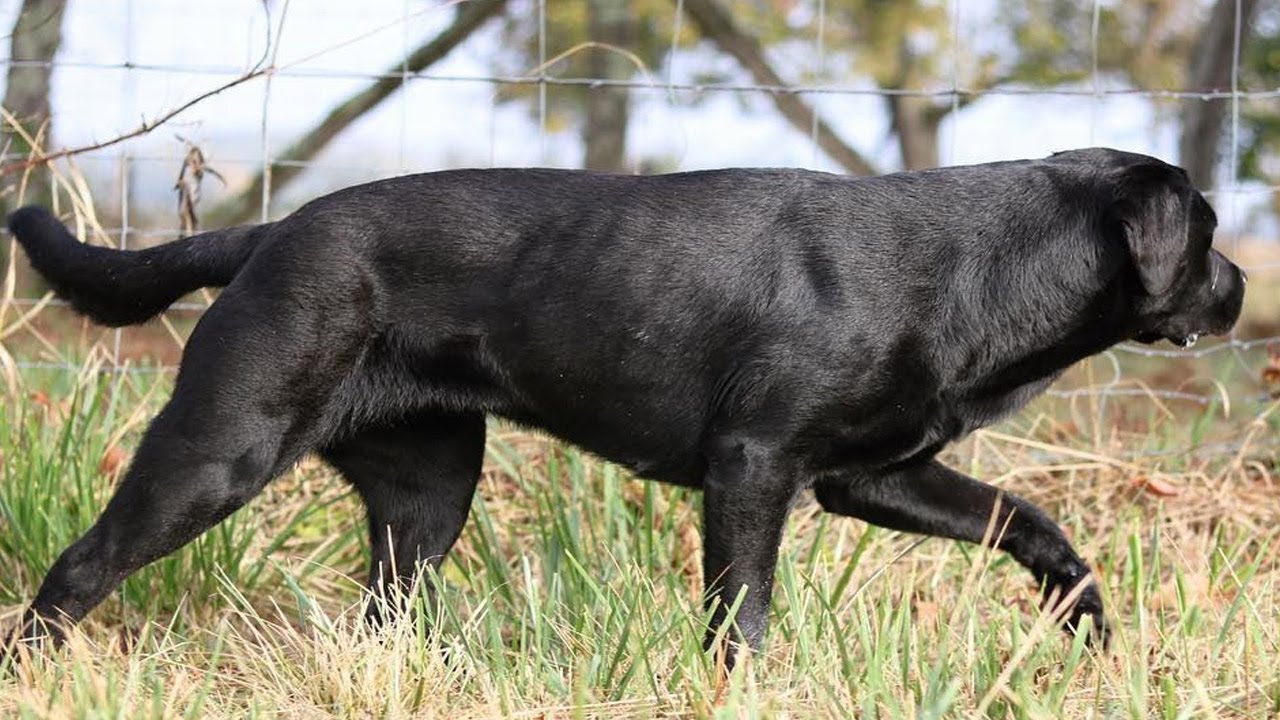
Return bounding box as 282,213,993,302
508,409,708,487
351,328,711,486
497,372,712,487
805,379,1052,473
806,401,960,472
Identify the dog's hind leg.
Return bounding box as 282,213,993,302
814,459,1108,645
15,290,370,647
700,437,800,667
322,412,485,625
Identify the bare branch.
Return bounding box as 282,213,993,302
677,0,878,176
209,0,507,226
0,69,270,179
0,0,488,191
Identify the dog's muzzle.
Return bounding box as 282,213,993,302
1133,330,1200,347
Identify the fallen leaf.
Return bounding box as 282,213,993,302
914,599,939,625
99,446,128,478
1264,344,1280,393
1133,475,1182,498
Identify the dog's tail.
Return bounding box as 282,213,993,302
7,206,266,327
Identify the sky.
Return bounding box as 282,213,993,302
1,0,1272,236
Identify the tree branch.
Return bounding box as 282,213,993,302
677,0,878,176
209,0,506,226
0,68,269,179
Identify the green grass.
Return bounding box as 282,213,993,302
1,359,1278,718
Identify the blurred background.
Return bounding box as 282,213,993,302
1,0,1278,418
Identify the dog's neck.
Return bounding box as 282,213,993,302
937,232,1133,395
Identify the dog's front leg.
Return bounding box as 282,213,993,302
700,437,798,666
814,458,1108,645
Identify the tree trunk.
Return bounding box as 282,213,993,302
583,1,632,172
208,0,506,226
678,0,877,176
881,41,943,171
887,95,940,170
1179,0,1261,190
2,0,66,209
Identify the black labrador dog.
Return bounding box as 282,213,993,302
6,148,1245,659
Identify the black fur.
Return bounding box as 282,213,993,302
7,206,262,327
4,148,1245,662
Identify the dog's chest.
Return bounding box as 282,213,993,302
806,376,1054,471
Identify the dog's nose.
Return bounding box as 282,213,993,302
1241,267,1248,285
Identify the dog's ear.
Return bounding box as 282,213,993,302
1109,162,1192,297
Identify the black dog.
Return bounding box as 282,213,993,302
6,148,1244,660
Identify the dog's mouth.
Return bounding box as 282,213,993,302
1133,330,1200,347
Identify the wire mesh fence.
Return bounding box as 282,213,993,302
0,0,1277,423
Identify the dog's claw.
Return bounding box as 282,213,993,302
1066,603,1111,650
1058,584,1110,650
1040,575,1110,650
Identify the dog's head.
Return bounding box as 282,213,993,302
1098,152,1246,347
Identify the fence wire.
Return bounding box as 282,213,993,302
0,0,1278,416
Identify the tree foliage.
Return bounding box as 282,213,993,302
999,0,1198,89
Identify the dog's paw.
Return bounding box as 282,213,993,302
1045,578,1109,650
2,614,67,667
1063,586,1110,650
